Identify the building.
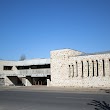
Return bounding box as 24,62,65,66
0,48,110,88
0,59,51,86
50,49,110,88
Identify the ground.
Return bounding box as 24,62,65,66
0,86,110,110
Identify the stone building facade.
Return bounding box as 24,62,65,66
0,48,110,88
50,49,110,88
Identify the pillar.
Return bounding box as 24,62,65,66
98,59,103,77
22,77,32,86
104,58,109,77
47,79,51,87
89,60,93,77
83,60,88,77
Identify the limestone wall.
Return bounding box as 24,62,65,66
50,49,82,86
50,49,110,88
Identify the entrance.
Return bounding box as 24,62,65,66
32,77,47,85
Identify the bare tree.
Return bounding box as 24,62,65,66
19,54,26,61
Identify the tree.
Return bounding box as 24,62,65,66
19,54,26,61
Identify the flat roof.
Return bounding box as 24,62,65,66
78,51,110,56
16,59,50,66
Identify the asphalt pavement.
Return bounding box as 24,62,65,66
0,86,110,110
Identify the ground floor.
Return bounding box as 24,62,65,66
3,75,51,86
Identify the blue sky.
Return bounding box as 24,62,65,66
0,0,110,60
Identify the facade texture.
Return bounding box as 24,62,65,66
50,49,110,88
0,48,110,88
0,59,50,86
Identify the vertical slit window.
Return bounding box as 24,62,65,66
109,59,110,76
81,61,83,77
76,62,78,77
102,60,105,76
72,65,74,77
92,61,94,76
96,60,98,76
87,61,89,77
69,65,71,77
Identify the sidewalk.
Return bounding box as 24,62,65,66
14,85,110,94
0,85,110,94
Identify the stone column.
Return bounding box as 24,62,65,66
74,62,76,77
89,60,93,77
22,77,27,86
83,60,88,77
68,65,71,78
104,58,109,77
22,77,32,86
98,59,103,77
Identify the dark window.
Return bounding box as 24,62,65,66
36,64,50,69
96,60,98,76
4,66,13,70
92,61,94,76
72,65,74,77
87,61,89,77
16,64,50,70
102,60,105,76
81,61,83,77
76,62,78,77
47,75,51,80
16,66,30,70
30,65,37,69
69,65,70,77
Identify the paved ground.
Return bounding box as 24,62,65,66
0,85,109,94
0,86,110,110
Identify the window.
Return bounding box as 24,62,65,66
16,64,50,70
96,60,98,76
72,65,74,77
4,66,13,70
102,60,105,76
69,65,71,77
16,66,30,70
87,61,89,77
81,61,83,77
36,64,50,69
92,61,94,76
76,62,78,77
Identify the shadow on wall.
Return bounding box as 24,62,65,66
7,76,23,86
88,100,110,110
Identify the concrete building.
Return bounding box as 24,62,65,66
0,59,51,86
0,48,110,88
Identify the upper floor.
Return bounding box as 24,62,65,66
0,59,50,77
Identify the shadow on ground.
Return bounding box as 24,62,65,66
100,89,110,94
104,90,110,94
88,100,110,110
